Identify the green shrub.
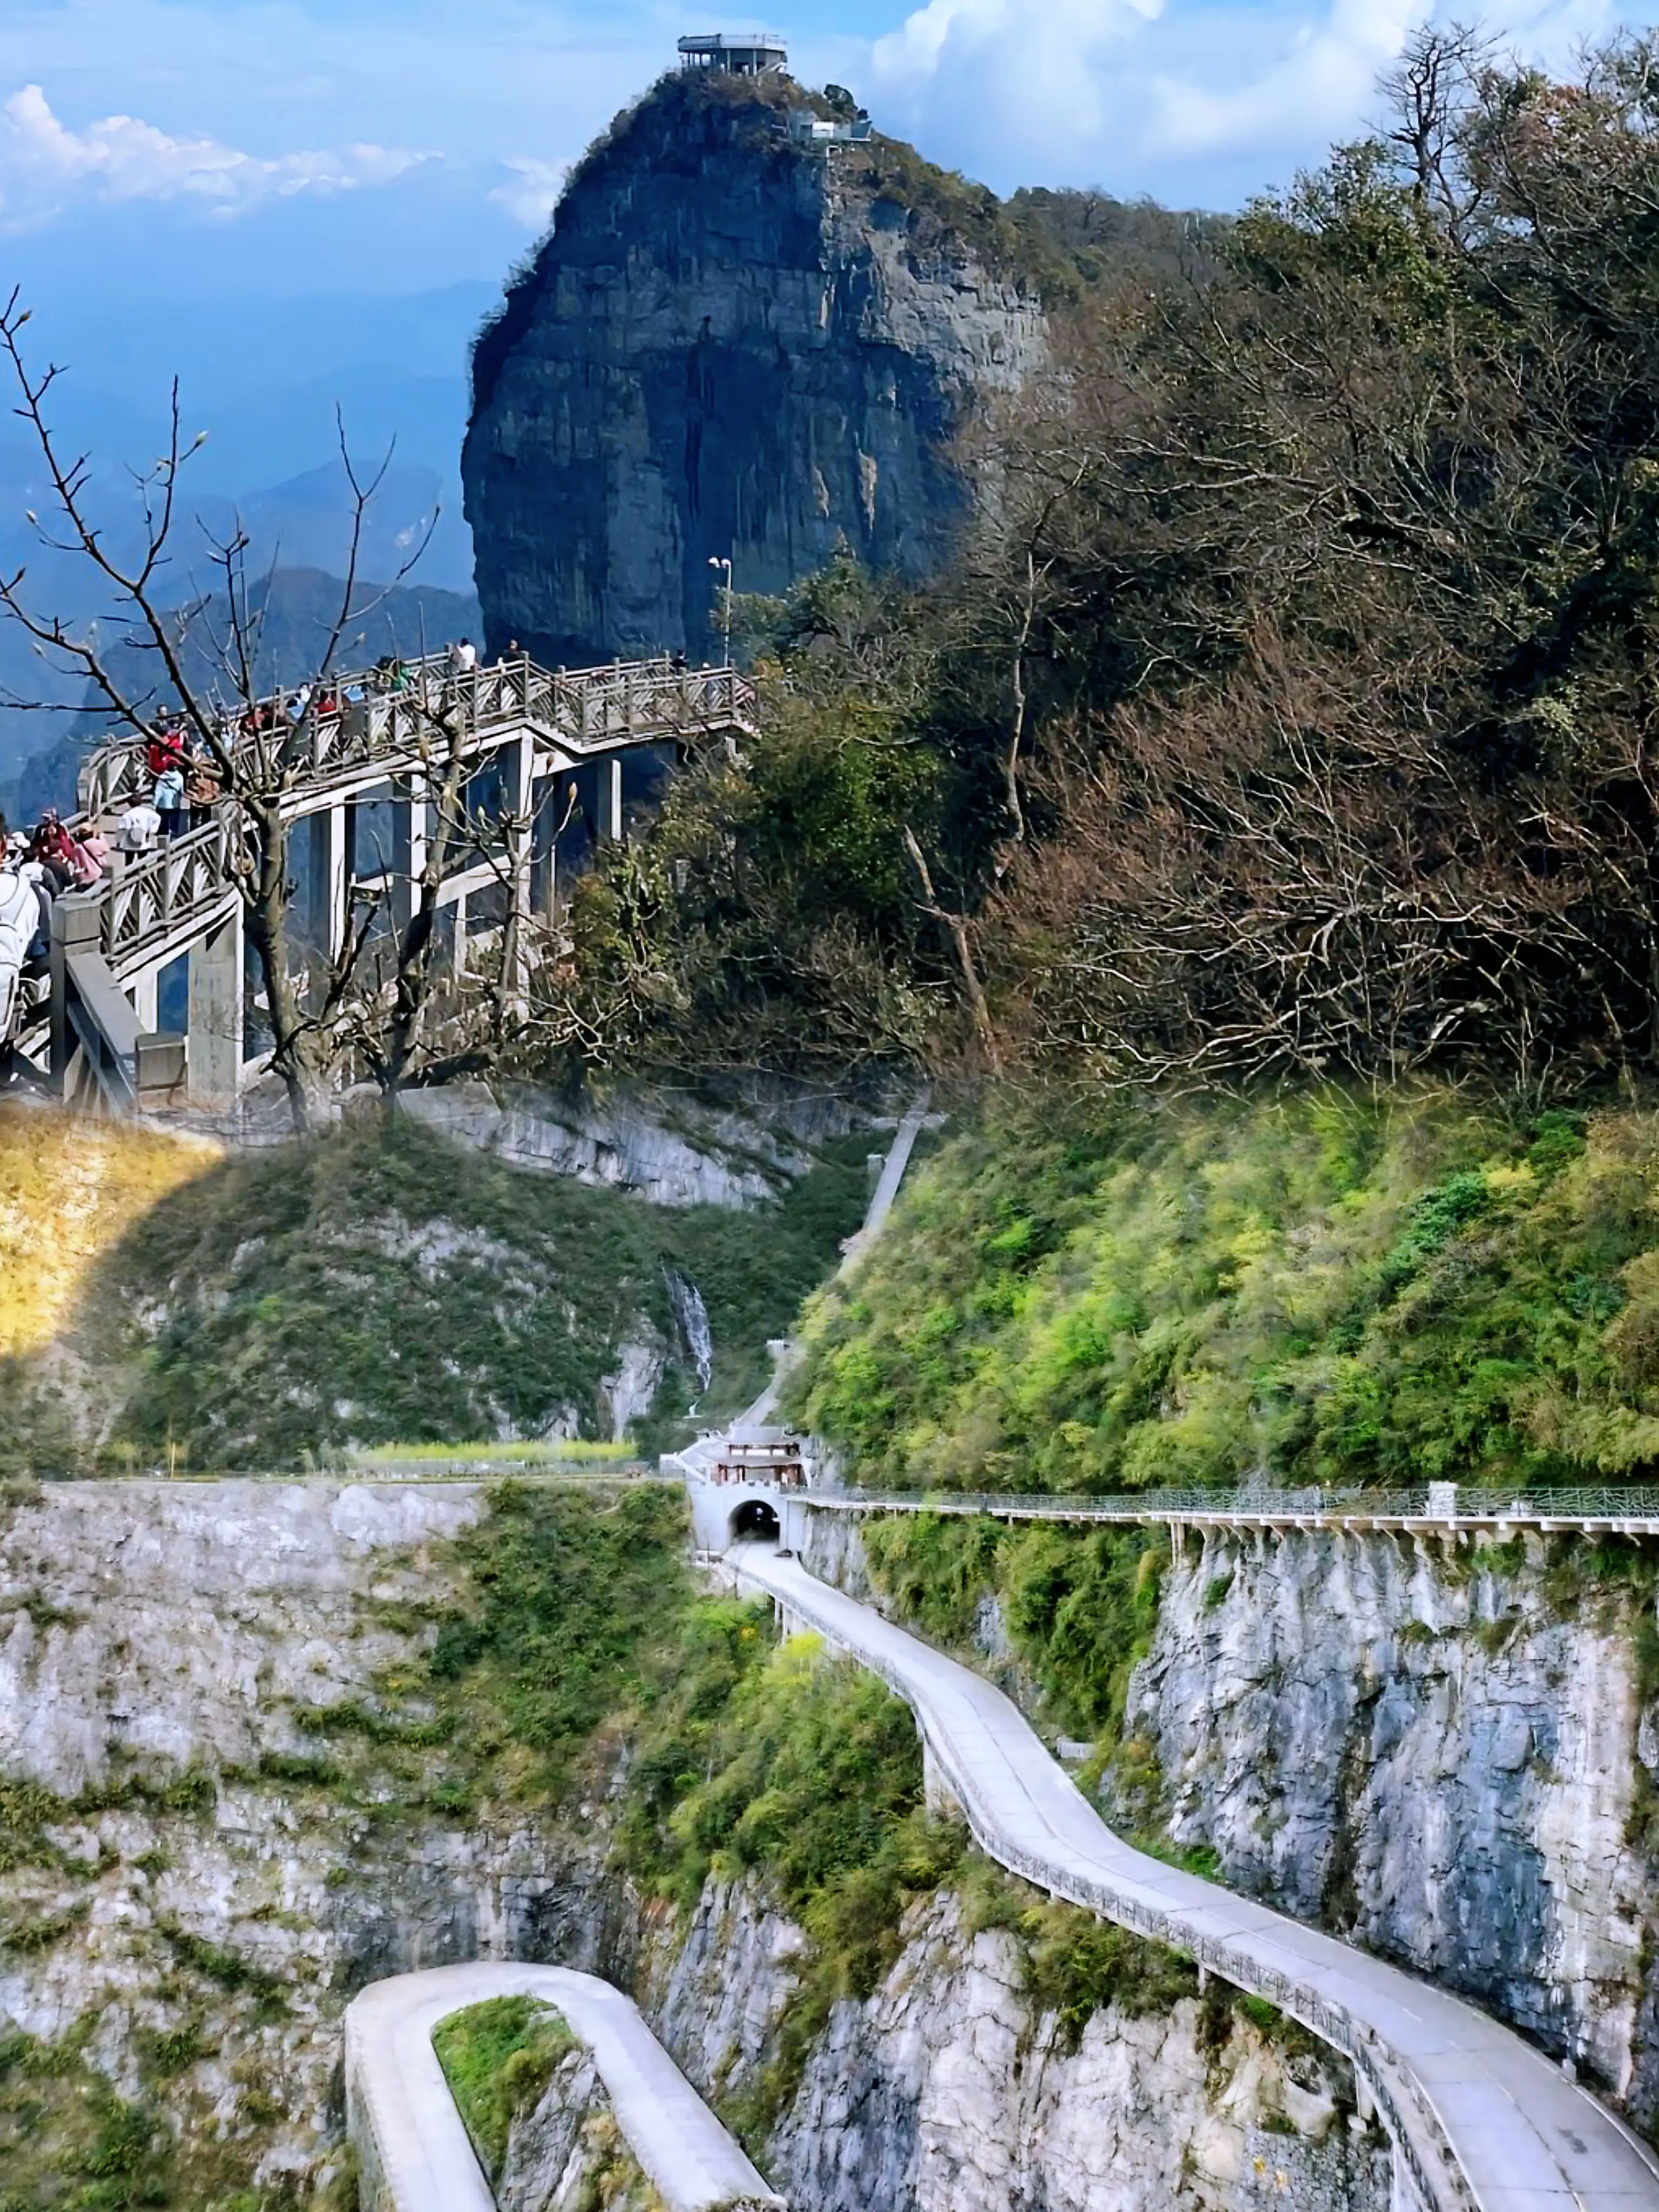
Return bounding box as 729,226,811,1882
791,1090,1659,1499
428,1480,693,1795
861,1515,1166,1745
431,1997,576,2181
1022,1901,1199,2049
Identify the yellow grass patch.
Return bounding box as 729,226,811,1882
0,1107,219,1360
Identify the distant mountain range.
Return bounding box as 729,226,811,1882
0,280,494,787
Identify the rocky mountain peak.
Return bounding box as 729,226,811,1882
462,71,1047,667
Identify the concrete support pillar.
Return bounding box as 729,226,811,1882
130,966,158,1035
50,892,102,1095
507,729,534,1004
922,1739,962,1820
321,802,347,960
452,893,468,979
603,753,624,841
392,788,427,933
187,908,244,1106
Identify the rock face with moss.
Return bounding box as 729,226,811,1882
0,1477,1388,2211
463,72,1046,666
0,1479,621,2209
1131,1526,1657,2118
651,1879,1387,2212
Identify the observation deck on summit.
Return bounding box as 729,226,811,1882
677,32,788,73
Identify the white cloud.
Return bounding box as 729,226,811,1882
0,83,422,228
1146,0,1414,160
489,156,569,230
871,0,1162,163
862,0,1627,199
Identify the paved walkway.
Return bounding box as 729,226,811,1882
729,1543,1659,2212
345,1961,783,2212
804,1483,1659,1539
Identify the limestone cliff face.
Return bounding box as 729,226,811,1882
0,1481,626,2204
1131,1528,1658,2120
462,76,1045,666
0,1481,1384,2211
801,1512,1659,2141
649,1878,1387,2212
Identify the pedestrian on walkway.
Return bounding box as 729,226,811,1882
153,758,187,839
117,791,162,856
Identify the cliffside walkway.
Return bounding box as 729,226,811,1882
26,652,754,1114
344,1961,783,2212
803,1481,1659,1540
724,1541,1659,2212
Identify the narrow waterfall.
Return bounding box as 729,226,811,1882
665,1268,714,1405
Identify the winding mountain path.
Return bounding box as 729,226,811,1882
345,1961,783,2212
727,1541,1659,2212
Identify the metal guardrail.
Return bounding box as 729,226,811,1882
806,1482,1659,1527
79,654,757,821
64,653,757,995
754,1566,1473,2212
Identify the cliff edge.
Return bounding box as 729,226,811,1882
462,72,1047,666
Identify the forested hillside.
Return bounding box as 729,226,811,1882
787,1089,1659,1496
541,31,1659,1104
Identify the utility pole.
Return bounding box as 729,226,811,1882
707,555,734,666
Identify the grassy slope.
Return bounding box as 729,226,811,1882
0,1111,868,1472
430,1997,575,2179
789,1088,1659,1496
0,1108,217,1365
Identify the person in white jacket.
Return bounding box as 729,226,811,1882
0,837,45,1050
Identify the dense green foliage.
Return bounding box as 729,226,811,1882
792,1089,1659,1495
0,2014,293,2212
0,2025,172,2212
431,1998,575,2180
616,1603,948,1966
3,1112,866,1471
860,1516,1166,1744
429,1481,693,1797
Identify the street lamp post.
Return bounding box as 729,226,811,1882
707,555,734,667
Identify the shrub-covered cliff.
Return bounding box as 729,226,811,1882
0,1096,869,1472
0,1479,1385,2211
462,72,1046,667
789,1088,1659,1496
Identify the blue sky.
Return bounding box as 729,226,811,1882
0,0,1637,305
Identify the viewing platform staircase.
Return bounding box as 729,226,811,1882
17,653,756,1115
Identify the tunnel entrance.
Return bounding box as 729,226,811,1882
730,1498,781,1545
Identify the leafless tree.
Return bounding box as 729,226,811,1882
0,294,513,1129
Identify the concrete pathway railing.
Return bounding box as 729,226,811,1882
345,1961,783,2212
727,1543,1659,2212
804,1481,1659,1539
